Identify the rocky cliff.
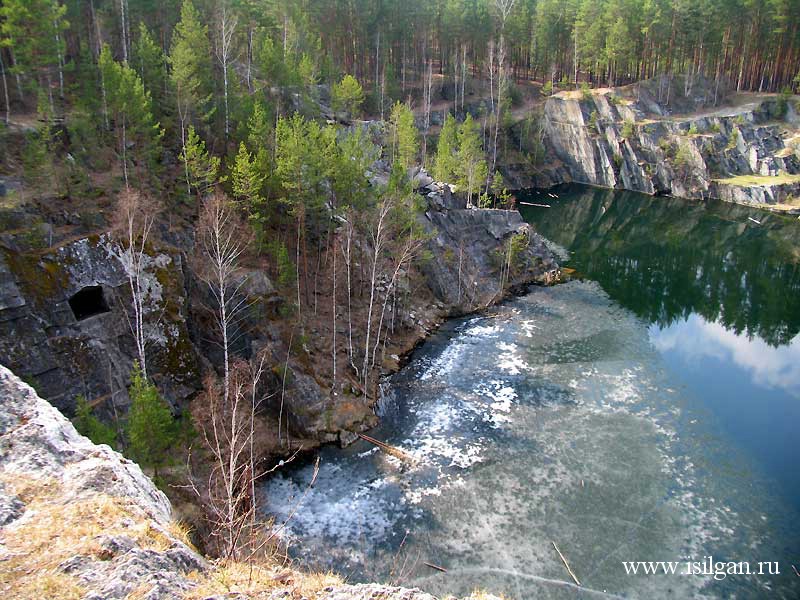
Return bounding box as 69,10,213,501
0,181,557,454
0,363,503,600
538,76,800,209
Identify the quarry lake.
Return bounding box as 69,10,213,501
261,185,800,599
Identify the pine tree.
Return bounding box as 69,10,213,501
183,125,222,197
457,114,488,207
246,100,272,178
99,45,163,187
133,22,169,120
331,127,378,210
126,362,176,479
0,0,68,111
231,141,265,221
331,74,365,117
390,101,418,173
170,0,213,191
73,395,118,448
434,113,459,183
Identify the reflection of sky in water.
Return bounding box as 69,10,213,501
650,315,800,398
263,282,800,599
649,314,800,505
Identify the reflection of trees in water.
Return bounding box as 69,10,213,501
521,185,800,347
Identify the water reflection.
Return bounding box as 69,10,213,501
651,315,800,397
521,184,800,503
519,185,800,346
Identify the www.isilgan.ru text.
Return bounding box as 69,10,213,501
622,557,781,580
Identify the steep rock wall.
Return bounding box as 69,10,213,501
540,85,800,207
0,235,201,417
0,186,558,452
0,364,503,600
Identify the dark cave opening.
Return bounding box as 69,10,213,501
68,285,110,321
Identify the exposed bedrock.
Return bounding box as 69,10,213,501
536,76,800,208
0,184,557,448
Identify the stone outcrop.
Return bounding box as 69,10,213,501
538,77,800,208
0,234,201,418
419,181,559,310
0,364,503,599
0,364,204,599
709,179,800,207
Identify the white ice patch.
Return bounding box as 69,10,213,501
475,380,517,427
418,340,466,381
496,341,527,375
520,319,538,338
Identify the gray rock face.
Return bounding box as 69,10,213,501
420,204,559,311
0,365,499,599
0,235,201,417
709,180,800,207
540,84,800,206
0,364,205,599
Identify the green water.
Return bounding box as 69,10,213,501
519,184,800,505
262,185,800,599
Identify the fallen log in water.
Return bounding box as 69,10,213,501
552,541,581,586
357,433,417,465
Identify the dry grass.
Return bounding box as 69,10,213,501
466,591,509,600
4,571,85,600
0,473,186,599
713,173,800,186
185,560,343,599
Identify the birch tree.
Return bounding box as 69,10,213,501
195,192,250,406
194,356,266,559
214,0,238,138
111,189,159,377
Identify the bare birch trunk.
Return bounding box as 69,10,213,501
0,50,9,124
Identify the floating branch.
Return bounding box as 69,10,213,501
552,541,581,586
357,433,417,465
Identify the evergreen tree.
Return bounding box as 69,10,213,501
331,74,365,117
274,113,335,217
73,395,118,447
231,141,265,222
99,45,163,187
183,125,222,197
332,127,378,210
434,113,459,183
390,101,418,172
457,114,488,207
126,362,176,479
133,22,169,120
170,0,213,191
0,0,68,110
246,100,272,179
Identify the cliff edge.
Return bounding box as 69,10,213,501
0,346,504,599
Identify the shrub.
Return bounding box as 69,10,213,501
726,128,740,151
621,119,635,138
542,81,553,96
331,74,365,117
777,86,792,118
688,123,699,135
580,82,592,102
72,394,118,447
588,110,599,133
